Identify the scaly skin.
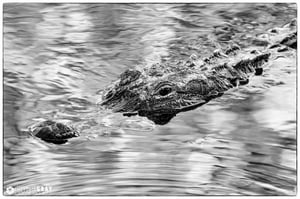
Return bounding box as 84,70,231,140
101,48,272,124
30,19,296,143
29,120,80,144
100,19,296,124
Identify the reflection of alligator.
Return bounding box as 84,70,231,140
30,20,296,144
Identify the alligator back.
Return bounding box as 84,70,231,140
100,19,297,124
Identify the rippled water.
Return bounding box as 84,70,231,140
3,3,297,196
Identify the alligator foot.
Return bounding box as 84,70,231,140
29,120,80,144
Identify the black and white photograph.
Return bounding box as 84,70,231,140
2,1,297,196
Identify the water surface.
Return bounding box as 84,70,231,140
3,3,297,196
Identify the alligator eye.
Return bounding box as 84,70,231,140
158,87,172,96
270,28,278,33
105,90,114,99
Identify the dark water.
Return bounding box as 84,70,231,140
3,3,297,196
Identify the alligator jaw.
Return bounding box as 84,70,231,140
136,99,207,116
123,112,139,116
176,99,208,112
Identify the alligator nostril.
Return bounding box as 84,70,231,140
159,87,172,96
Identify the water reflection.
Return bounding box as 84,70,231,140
3,3,296,196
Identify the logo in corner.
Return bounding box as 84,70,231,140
6,186,15,195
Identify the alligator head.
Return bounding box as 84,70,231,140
100,59,235,124
100,44,276,125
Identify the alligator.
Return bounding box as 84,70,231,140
28,19,296,144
